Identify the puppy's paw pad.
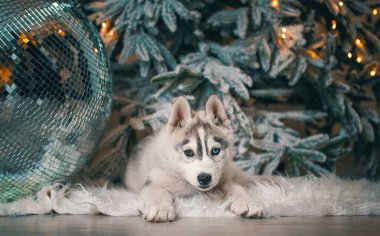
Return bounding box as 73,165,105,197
143,202,176,223
228,199,263,218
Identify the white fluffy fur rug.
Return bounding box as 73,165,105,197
1,175,380,217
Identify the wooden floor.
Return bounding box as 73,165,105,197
1,215,380,236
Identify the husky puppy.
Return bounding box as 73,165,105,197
124,95,264,222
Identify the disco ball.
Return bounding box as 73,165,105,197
0,0,112,202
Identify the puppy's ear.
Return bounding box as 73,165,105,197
205,95,230,128
168,96,192,129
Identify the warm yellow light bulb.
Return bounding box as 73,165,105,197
281,27,287,33
271,0,279,9
331,20,337,30
347,52,352,59
370,70,376,77
58,29,65,36
356,56,363,63
355,39,361,46
338,1,344,7
308,50,318,59
94,48,98,53
373,9,378,16
102,22,107,28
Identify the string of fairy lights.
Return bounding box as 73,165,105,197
274,0,378,78
98,0,379,78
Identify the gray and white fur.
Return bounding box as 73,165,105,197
124,95,268,222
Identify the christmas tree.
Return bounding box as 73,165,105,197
80,0,380,180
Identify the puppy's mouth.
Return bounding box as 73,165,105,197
196,185,213,192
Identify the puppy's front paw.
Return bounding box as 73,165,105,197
228,198,263,218
142,201,176,223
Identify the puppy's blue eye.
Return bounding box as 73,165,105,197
184,149,194,157
211,148,220,156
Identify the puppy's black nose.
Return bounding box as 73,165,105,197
197,173,212,186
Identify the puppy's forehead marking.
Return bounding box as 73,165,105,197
195,130,203,159
198,128,207,160
185,118,212,136
177,118,231,161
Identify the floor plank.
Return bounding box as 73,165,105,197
1,215,380,236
